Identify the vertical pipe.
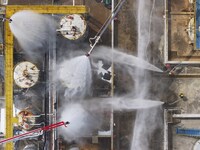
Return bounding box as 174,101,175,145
48,20,57,150
163,0,171,134
164,0,168,63
44,53,48,150
164,109,168,150
111,0,115,150
111,0,115,50
51,30,57,150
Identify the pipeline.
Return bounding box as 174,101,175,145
86,0,126,56
0,121,69,144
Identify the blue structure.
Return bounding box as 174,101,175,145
176,128,200,137
196,0,200,49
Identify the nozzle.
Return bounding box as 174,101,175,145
2,18,12,23
65,121,70,125
85,53,90,57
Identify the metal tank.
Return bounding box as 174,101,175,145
17,110,36,130
14,61,39,88
57,14,87,40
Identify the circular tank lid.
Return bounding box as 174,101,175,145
14,61,39,88
58,14,87,40
18,110,36,130
194,140,200,150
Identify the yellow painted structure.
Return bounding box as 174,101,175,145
5,5,88,149
6,5,88,17
5,18,14,150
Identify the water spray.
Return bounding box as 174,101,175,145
86,0,126,57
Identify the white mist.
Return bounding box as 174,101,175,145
9,10,56,54
57,55,92,99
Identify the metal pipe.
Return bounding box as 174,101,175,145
47,22,57,150
172,114,200,119
98,0,125,38
164,0,168,64
43,53,48,150
168,99,182,105
0,121,69,144
165,61,200,65
86,36,101,56
86,0,126,56
164,109,168,150
111,0,115,149
1,18,12,22
24,114,54,118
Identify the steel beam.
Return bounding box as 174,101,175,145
5,18,13,150
170,12,194,15
6,5,88,17
173,114,200,119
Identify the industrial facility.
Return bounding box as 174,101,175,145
0,0,200,150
